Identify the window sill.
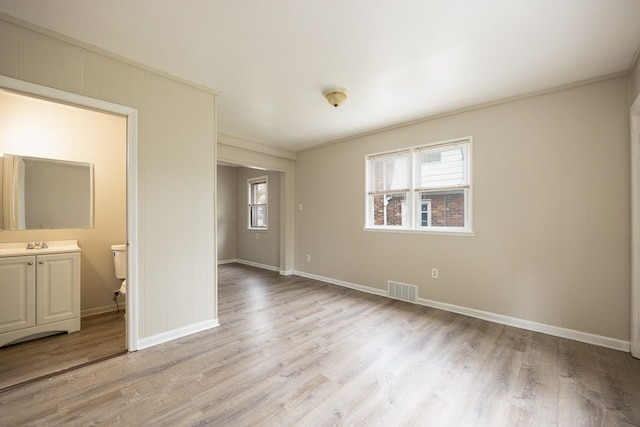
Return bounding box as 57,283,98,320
362,227,475,237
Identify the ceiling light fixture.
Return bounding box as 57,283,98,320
323,88,348,107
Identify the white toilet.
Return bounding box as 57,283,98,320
112,244,127,296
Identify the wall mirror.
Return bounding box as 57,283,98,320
1,154,94,230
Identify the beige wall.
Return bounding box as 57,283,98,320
236,167,281,269
217,165,237,261
0,91,126,315
295,76,631,341
0,16,217,344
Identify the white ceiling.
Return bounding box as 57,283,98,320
1,0,639,152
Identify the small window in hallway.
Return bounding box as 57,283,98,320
248,176,268,229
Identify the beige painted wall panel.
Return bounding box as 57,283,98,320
187,87,216,321
295,76,631,341
217,222,236,261
22,30,63,89
584,80,631,337
217,165,237,261
100,57,132,106
0,20,21,79
138,73,170,337
81,49,102,100
62,45,83,94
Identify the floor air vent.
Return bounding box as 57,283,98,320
388,281,417,303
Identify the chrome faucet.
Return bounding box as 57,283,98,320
26,241,48,249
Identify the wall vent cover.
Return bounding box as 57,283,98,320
388,281,417,303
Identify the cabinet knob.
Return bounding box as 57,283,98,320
28,261,33,265
38,261,44,265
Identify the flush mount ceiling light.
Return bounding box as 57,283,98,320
323,87,348,107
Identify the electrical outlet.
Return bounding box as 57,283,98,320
256,234,260,240
431,268,439,279
306,254,311,262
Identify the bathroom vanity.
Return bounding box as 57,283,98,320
0,240,81,347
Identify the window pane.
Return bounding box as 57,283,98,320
252,182,267,204
418,144,468,189
371,153,410,192
418,190,465,227
421,201,431,227
372,192,407,226
250,205,266,228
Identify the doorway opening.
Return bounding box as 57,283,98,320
0,76,138,389
217,162,284,273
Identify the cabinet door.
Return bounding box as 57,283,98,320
0,256,36,334
36,252,80,325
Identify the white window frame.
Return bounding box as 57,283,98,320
364,137,473,235
248,176,268,230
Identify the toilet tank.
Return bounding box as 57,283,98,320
111,244,127,279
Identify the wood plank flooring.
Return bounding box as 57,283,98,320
1,263,639,426
0,310,126,391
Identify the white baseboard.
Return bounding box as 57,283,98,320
293,270,630,352
219,259,292,276
416,297,630,352
138,319,220,350
81,304,120,318
293,270,387,297
235,259,280,272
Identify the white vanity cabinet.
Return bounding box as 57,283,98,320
0,241,81,347
0,256,36,334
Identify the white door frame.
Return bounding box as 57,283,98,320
631,93,640,358
0,75,139,351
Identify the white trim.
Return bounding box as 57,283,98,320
81,305,120,318
363,227,475,237
218,259,292,276
125,109,139,352
293,270,387,297
0,74,140,352
137,319,220,350
631,94,640,358
236,259,280,272
247,175,268,230
293,269,630,352
416,297,629,352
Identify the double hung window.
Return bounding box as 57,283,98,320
248,176,268,229
365,138,471,233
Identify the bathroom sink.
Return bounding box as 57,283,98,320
0,240,80,257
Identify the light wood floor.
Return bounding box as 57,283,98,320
0,310,126,390
1,263,639,426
